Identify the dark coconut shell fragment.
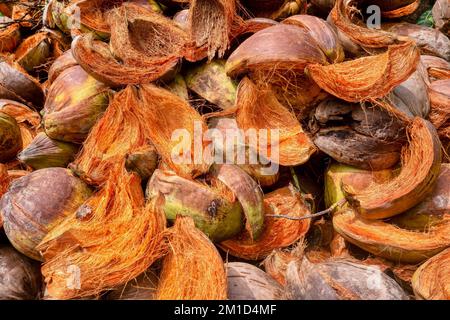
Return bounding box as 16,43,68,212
0,246,42,300
226,262,283,300
0,168,92,261
343,118,442,220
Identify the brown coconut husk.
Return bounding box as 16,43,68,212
0,16,20,53
264,249,299,285
428,80,450,138
186,0,236,60
380,0,420,18
14,32,51,73
231,17,278,39
432,0,450,36
343,117,442,220
47,50,78,84
220,186,311,260
333,208,450,263
307,41,420,103
156,216,227,300
421,55,450,80
235,77,317,166
107,269,159,300
412,248,450,300
38,165,167,300
0,165,10,227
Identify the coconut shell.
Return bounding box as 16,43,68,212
0,16,20,53
432,0,450,36
14,32,51,73
0,246,42,300
157,216,227,300
18,132,79,170
0,112,22,163
44,66,112,143
333,208,450,263
227,262,283,300
284,257,409,300
220,186,311,260
47,50,78,84
412,248,450,300
343,118,442,220
146,169,243,242
0,168,92,261
39,165,167,299
107,270,159,300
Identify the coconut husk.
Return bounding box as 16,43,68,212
377,0,420,18
156,216,227,300
186,0,236,60
0,16,20,53
307,41,420,104
264,249,299,285
333,208,450,263
125,145,159,182
220,186,311,260
14,32,51,73
146,169,243,242
235,77,317,166
428,80,450,139
343,118,442,220
432,0,450,36
421,55,450,80
226,262,283,300
0,165,10,227
231,17,278,39
412,248,450,300
107,269,159,300
38,165,167,300
47,50,78,84
388,23,450,60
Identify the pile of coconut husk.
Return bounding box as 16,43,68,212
0,0,449,301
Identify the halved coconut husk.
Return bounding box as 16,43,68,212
333,208,450,263
235,78,317,166
428,80,450,138
220,186,311,260
412,248,450,300
231,17,278,40
0,16,20,53
47,50,78,84
284,256,408,300
38,165,167,300
226,262,283,300
432,0,449,36
156,216,227,300
421,55,450,80
306,41,420,103
370,0,419,18
186,0,236,60
388,23,450,60
282,14,344,63
0,59,44,110
146,169,243,242
14,32,51,73
343,118,442,220
390,164,450,231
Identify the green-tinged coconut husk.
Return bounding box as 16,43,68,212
421,55,450,80
18,132,79,170
185,60,237,110
146,169,243,242
0,168,92,261
343,118,442,220
43,65,112,144
412,248,450,300
333,208,450,263
282,14,344,63
0,59,44,110
432,0,449,36
388,23,449,60
226,262,283,300
284,256,408,300
38,165,167,299
390,164,450,231
211,164,264,240
125,145,159,182
0,112,22,163
107,269,159,300
47,50,78,84
0,246,42,300
14,32,51,73
220,186,311,260
156,216,227,300
0,16,20,53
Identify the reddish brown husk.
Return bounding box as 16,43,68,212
428,80,450,139
0,165,10,227
220,186,311,260
432,0,450,36
421,55,450,80
156,216,227,300
14,32,51,72
47,50,78,84
0,16,20,53
343,118,442,220
38,165,167,300
235,78,317,166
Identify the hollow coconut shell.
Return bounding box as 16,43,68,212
146,169,244,242
0,168,92,261
412,248,450,300
18,132,79,170
43,65,112,144
0,245,42,300
226,262,283,300
0,112,22,163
